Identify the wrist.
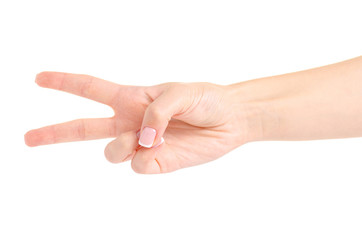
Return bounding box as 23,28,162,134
225,79,282,143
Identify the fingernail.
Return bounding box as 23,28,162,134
138,127,157,148
136,130,164,148
136,130,140,139
152,137,165,148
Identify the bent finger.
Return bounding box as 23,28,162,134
131,145,163,174
138,85,190,148
104,131,139,164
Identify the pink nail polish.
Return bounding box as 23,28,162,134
152,137,165,148
138,127,157,148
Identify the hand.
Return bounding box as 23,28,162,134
25,72,253,173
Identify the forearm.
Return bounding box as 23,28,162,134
229,56,362,142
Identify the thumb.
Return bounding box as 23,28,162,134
138,84,190,148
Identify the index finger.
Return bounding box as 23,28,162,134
35,72,122,106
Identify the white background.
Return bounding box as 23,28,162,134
1,0,361,239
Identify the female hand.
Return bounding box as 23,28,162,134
25,72,253,173
25,57,362,173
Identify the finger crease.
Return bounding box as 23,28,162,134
154,158,162,173
77,119,86,140
122,153,133,162
80,76,94,98
57,73,66,90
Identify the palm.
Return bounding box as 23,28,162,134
26,72,242,172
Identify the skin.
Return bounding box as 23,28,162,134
25,56,362,174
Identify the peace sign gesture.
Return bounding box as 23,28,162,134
25,72,247,173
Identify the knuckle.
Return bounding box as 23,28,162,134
147,104,165,121
168,82,188,92
74,119,86,140
80,76,95,98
